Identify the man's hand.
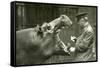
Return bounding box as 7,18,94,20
69,47,76,52
71,36,77,42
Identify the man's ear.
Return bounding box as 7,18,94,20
84,17,88,21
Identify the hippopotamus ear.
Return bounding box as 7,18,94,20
35,25,40,31
41,22,48,27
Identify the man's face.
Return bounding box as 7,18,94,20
78,18,86,27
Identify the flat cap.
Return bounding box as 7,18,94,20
76,12,88,18
76,12,88,21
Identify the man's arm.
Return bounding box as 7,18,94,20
69,31,94,52
75,31,94,52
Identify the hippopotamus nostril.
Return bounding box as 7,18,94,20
47,26,51,30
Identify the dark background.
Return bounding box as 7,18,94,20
15,2,97,63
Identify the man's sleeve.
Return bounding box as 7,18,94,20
75,31,94,52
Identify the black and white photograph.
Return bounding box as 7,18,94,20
11,1,97,67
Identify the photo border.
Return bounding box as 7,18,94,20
10,1,98,67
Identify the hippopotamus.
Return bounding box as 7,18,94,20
16,15,72,65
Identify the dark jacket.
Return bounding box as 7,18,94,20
74,22,96,61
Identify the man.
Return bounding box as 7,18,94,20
69,12,96,61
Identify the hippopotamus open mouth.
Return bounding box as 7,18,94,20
41,15,72,34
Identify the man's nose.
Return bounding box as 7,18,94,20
69,21,73,27
68,23,73,28
71,21,73,25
